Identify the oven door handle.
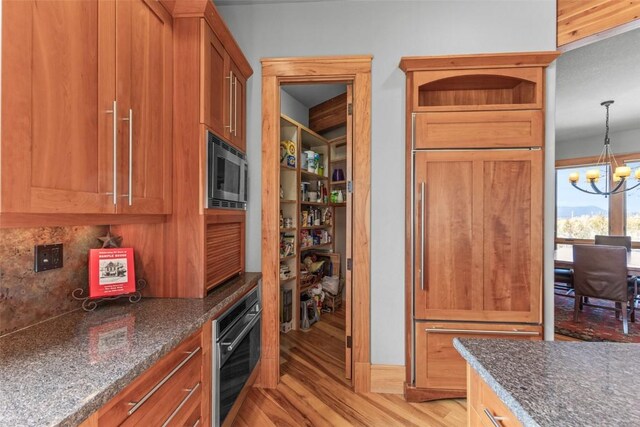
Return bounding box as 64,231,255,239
221,308,262,353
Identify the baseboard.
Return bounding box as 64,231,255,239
354,362,371,393
370,364,405,394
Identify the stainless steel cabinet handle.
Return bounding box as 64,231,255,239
127,346,201,415
106,100,118,205
226,71,233,134
192,419,201,427
483,408,507,427
420,182,426,291
222,309,262,352
425,328,540,336
128,108,133,206
233,75,238,137
122,109,133,206
161,382,201,427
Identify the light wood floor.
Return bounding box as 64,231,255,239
232,307,467,427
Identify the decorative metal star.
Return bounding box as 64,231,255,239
98,231,122,248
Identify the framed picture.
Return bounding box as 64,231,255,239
89,248,136,299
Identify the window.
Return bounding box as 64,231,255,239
625,160,640,241
556,165,609,239
556,153,640,247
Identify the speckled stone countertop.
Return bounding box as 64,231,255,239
454,339,640,427
0,272,261,427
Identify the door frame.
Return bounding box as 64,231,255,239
260,55,372,392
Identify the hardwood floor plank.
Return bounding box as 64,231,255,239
231,307,467,426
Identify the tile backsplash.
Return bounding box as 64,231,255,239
0,225,108,335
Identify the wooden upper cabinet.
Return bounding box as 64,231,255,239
1,0,115,214
1,0,172,216
414,110,543,150
229,61,246,152
201,20,229,140
414,150,542,323
200,20,246,152
411,68,544,112
116,0,173,214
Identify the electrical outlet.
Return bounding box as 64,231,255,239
34,243,63,272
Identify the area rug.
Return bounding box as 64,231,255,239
555,295,640,343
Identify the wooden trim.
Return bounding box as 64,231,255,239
0,213,166,228
260,56,372,393
370,365,405,394
399,51,560,72
309,92,347,133
557,0,640,48
403,384,466,403
559,18,640,52
201,320,212,427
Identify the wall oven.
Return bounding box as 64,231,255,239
212,284,261,426
207,130,248,210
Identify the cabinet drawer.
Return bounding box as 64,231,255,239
469,367,522,427
415,322,541,391
413,111,542,149
99,330,202,426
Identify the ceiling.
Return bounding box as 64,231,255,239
215,0,327,5
281,84,347,108
556,28,640,143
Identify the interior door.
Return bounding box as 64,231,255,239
1,0,115,213
116,0,173,214
414,150,542,323
345,84,353,380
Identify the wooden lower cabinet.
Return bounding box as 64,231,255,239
93,326,209,427
468,365,521,427
415,322,541,393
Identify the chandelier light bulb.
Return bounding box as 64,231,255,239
614,166,631,178
585,169,600,180
613,173,622,183
636,168,640,180
568,172,580,183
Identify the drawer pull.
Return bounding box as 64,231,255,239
483,408,507,427
192,418,201,427
161,382,201,427
127,346,201,415
424,327,539,336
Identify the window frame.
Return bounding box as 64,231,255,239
555,152,640,248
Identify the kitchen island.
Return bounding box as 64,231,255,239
0,273,260,427
454,338,640,426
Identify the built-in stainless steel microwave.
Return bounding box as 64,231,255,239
207,131,247,210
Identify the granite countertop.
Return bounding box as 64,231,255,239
454,338,640,427
0,272,261,427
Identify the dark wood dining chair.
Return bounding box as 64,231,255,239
573,244,638,334
594,235,632,251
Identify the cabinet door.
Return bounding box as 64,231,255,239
230,62,246,152
415,322,541,391
116,0,173,214
414,150,542,323
201,21,230,140
1,0,115,213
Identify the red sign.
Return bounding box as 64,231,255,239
89,248,136,298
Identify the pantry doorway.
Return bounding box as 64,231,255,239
260,56,372,393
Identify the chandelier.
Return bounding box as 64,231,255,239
569,100,640,196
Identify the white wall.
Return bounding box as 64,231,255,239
219,0,556,365
556,128,640,160
280,89,309,126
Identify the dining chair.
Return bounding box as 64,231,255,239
573,245,638,334
594,235,632,251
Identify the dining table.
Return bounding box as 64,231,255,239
554,245,640,276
